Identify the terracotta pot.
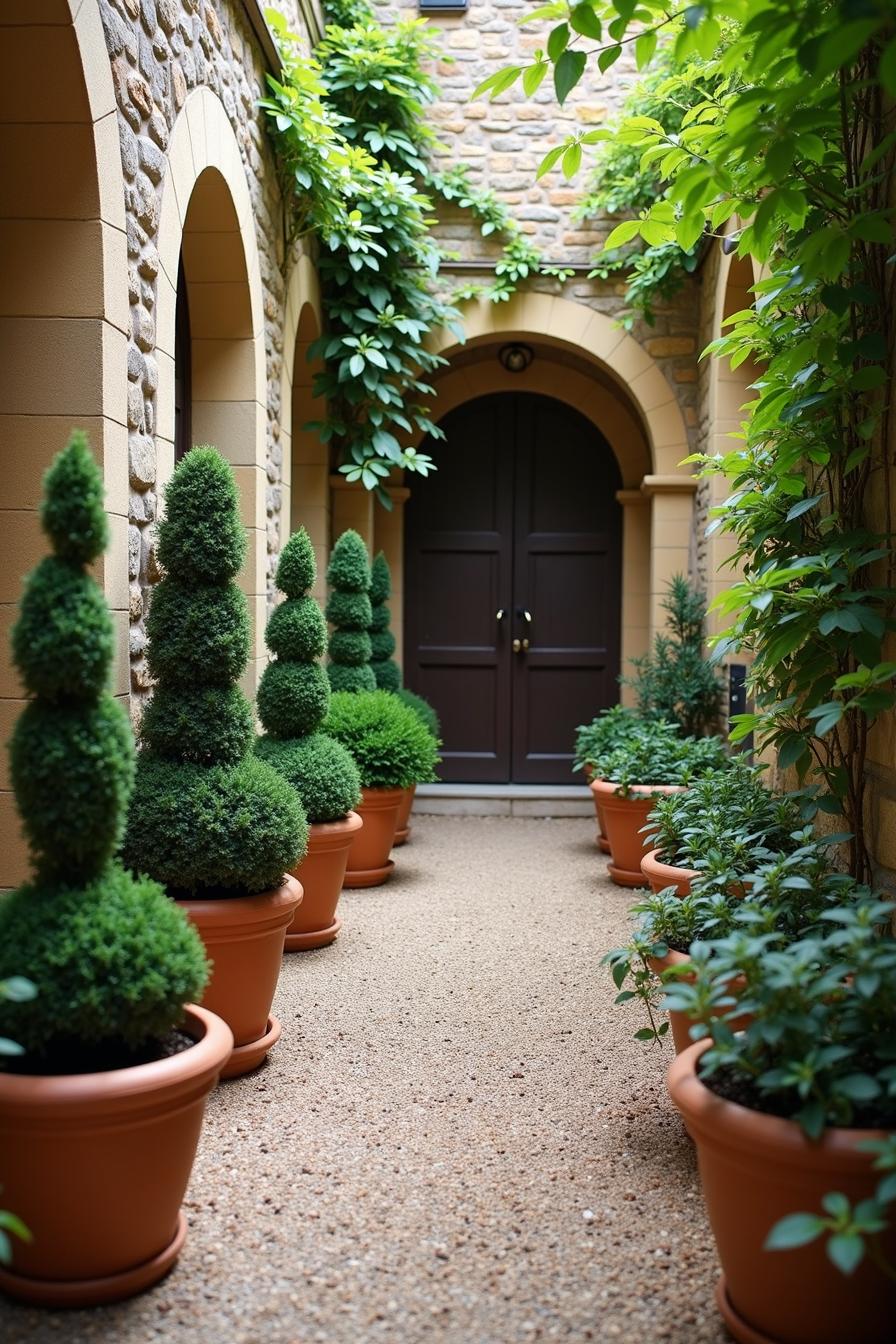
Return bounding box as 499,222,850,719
287,811,362,950
590,779,687,887
669,1040,896,1344
393,784,416,847
177,874,302,1077
641,848,699,896
647,949,750,1055
0,1004,232,1308
343,786,404,887
587,773,612,853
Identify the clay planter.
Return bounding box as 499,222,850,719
393,784,417,847
177,874,302,1078
647,949,750,1054
641,848,699,897
586,770,612,854
287,811,362,950
343,786,404,888
669,1040,896,1344
590,780,687,887
0,1004,232,1308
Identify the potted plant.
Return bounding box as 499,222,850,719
123,448,307,1077
394,686,441,846
573,704,641,853
0,434,228,1306
591,723,729,887
255,529,362,949
324,689,440,886
667,898,896,1343
326,529,377,693
368,551,418,844
640,764,803,895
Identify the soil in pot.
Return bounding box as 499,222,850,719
668,1040,896,1344
177,874,302,1077
590,780,687,887
343,786,404,887
393,784,416,847
641,848,698,897
287,811,362,950
0,1004,233,1308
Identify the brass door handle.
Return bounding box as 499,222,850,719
496,608,507,622
518,608,532,625
512,638,529,654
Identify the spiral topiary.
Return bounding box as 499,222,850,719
255,529,360,824
324,690,440,790
123,448,307,895
325,530,376,693
0,432,208,1062
368,552,402,692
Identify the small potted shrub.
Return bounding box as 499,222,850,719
667,898,896,1343
123,448,307,1077
393,686,441,845
324,690,440,886
326,529,377,693
369,552,417,844
573,705,641,853
0,435,229,1306
640,763,803,895
591,723,728,886
255,529,362,949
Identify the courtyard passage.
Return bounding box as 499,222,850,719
2,818,728,1344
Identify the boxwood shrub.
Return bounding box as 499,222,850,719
324,690,440,790
368,552,401,692
326,530,376,694
396,688,441,741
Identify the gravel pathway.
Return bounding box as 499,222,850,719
2,816,729,1344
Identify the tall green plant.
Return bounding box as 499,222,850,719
623,575,724,736
0,434,207,1060
369,552,401,692
326,529,376,693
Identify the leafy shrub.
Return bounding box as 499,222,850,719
623,575,724,736
326,530,375,693
324,689,440,789
329,629,373,666
601,720,728,792
396,687,440,740
125,448,307,894
0,433,207,1062
256,529,360,824
369,553,402,692
573,704,641,774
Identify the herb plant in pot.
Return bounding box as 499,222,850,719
0,435,230,1307
666,900,896,1344
255,529,362,949
123,449,307,1077
324,689,440,886
573,704,641,853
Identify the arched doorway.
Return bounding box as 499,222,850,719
404,392,622,784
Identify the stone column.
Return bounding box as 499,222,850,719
373,486,410,671
640,474,698,639
329,475,375,554
615,489,651,702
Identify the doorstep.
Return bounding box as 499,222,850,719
414,783,593,818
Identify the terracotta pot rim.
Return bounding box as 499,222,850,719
0,1004,233,1114
590,778,688,799
358,785,407,807
641,848,700,883
647,948,692,973
307,809,364,836
669,1039,891,1167
175,873,303,930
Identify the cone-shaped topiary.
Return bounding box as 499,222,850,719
324,690,440,790
0,433,208,1062
123,448,307,895
368,552,401,693
325,530,376,693
255,529,360,824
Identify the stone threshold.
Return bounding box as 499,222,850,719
415,782,593,818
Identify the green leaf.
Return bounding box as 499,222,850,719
765,1213,826,1251
570,3,602,40
562,142,582,179
827,1233,865,1276
522,60,548,96
472,67,522,101
604,219,642,250
635,30,657,69
554,49,587,105
597,44,622,74
547,23,569,61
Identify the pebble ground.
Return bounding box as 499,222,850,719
2,816,730,1344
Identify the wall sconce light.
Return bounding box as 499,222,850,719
498,343,534,374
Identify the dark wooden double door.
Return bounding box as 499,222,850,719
404,392,622,784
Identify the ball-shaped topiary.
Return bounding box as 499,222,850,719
324,690,440,790
0,432,208,1062
396,688,441,741
368,553,402,693
124,447,307,895
326,530,377,694
255,529,360,824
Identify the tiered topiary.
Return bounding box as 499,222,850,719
325,529,376,693
256,528,360,825
368,552,401,692
123,448,306,896
0,434,208,1062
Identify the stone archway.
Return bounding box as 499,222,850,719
155,87,267,696
0,0,128,889
280,256,328,601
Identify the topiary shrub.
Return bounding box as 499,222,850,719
123,448,307,895
324,690,440,790
0,432,208,1063
368,553,401,692
255,528,360,824
396,688,441,741
325,530,376,693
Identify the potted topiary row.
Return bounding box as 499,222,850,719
123,449,307,1076
0,435,231,1306
255,529,362,948
369,552,413,844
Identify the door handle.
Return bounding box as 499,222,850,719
496,608,507,622
517,608,532,625
512,638,529,654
